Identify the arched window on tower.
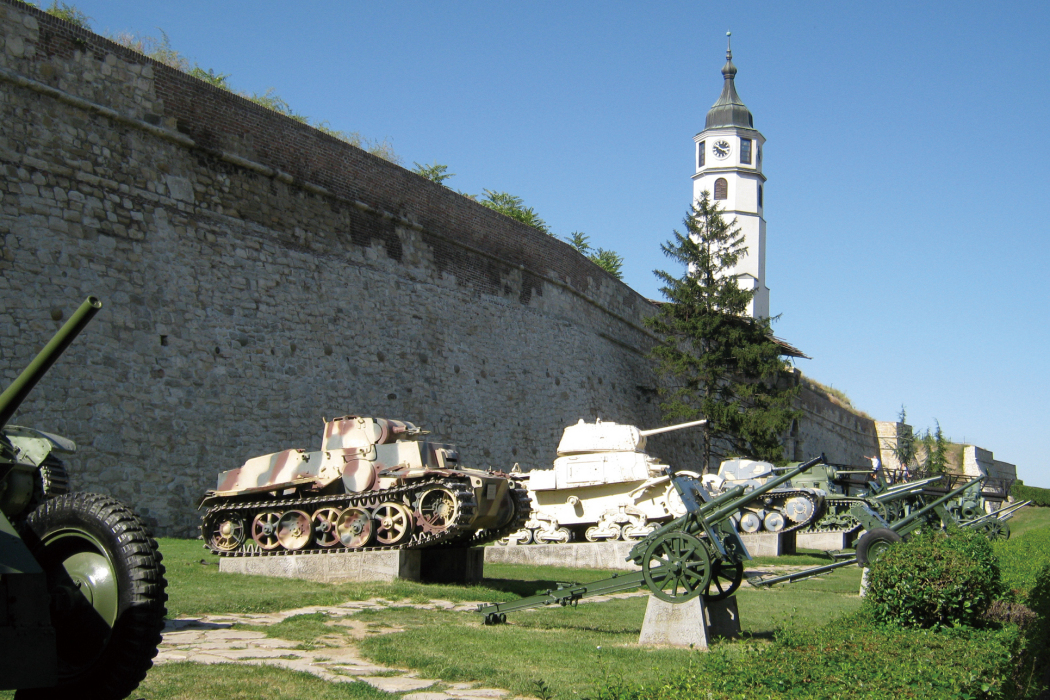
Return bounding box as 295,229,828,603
714,178,728,200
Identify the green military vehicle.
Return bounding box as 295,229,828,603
1,297,167,699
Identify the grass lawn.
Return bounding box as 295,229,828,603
1004,502,1050,539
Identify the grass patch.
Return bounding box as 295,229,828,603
1004,503,1050,540
352,566,863,700
160,537,629,616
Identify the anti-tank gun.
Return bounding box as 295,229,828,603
1,297,167,699
478,456,825,624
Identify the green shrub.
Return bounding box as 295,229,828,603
1011,482,1050,507
995,526,1050,595
864,528,1003,628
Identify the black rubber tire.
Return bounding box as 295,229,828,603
855,527,903,567
16,493,168,700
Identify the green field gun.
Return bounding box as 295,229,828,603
477,455,826,625
746,475,1029,589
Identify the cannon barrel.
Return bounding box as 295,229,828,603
890,476,986,531
965,500,1029,526
637,419,707,438
0,296,102,429
705,455,824,525
874,475,944,501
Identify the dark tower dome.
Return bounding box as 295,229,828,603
705,34,754,130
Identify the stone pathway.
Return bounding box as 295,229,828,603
157,591,644,699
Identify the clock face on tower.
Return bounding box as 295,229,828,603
713,140,731,159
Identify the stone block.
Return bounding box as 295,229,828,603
739,531,795,557
797,530,851,551
484,542,638,571
218,549,421,583
637,595,741,648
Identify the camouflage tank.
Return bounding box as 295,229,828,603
199,416,531,555
702,458,826,533
2,296,167,699
502,418,708,544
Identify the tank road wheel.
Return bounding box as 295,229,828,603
374,502,413,546
205,513,246,552
585,524,621,542
855,527,903,567
311,508,342,548
18,493,167,700
704,560,745,601
416,487,459,533
763,512,786,533
535,526,572,544
783,496,816,524
738,512,762,533
276,510,312,551
336,507,374,549
642,531,712,603
251,511,283,550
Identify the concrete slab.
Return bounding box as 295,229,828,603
362,676,440,692
420,547,485,584
219,549,422,583
739,531,795,557
797,530,850,551
705,596,741,639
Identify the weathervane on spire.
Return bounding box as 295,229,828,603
726,31,732,60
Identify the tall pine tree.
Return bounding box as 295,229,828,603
645,192,800,471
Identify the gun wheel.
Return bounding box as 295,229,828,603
19,493,167,700
311,508,342,547
642,531,712,603
705,560,744,601
251,511,283,550
336,507,373,549
374,502,413,546
855,527,903,567
981,519,1010,541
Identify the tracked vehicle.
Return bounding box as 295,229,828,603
502,418,709,544
703,458,826,534
199,416,530,555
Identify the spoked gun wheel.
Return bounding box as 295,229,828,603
16,493,168,700
641,531,712,603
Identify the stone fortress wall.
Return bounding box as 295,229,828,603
0,3,1011,535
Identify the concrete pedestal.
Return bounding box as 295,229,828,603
218,547,484,584
638,595,741,648
796,530,851,552
485,533,793,570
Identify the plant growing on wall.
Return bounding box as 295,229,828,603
566,232,624,280
479,190,551,234
645,192,799,470
412,162,455,185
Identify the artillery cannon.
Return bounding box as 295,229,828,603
502,418,709,544
478,456,825,624
1,297,167,699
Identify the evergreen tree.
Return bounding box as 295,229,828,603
645,192,800,470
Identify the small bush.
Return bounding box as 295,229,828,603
864,528,1003,628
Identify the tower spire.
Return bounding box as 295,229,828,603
705,32,752,130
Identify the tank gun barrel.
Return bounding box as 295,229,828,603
637,419,707,437
0,296,102,429
704,455,824,525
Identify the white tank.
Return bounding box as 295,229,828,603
502,418,706,544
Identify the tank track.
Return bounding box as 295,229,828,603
804,496,888,533
201,477,479,556
435,487,532,549
748,489,825,534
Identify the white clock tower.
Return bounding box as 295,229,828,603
692,35,769,318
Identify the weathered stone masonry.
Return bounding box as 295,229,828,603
0,2,890,535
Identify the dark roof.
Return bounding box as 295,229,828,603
705,40,755,131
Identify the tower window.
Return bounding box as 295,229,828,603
757,143,762,167
698,141,705,168
714,178,728,200
740,139,752,165
758,184,763,208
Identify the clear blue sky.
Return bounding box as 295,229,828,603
68,1,1050,486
